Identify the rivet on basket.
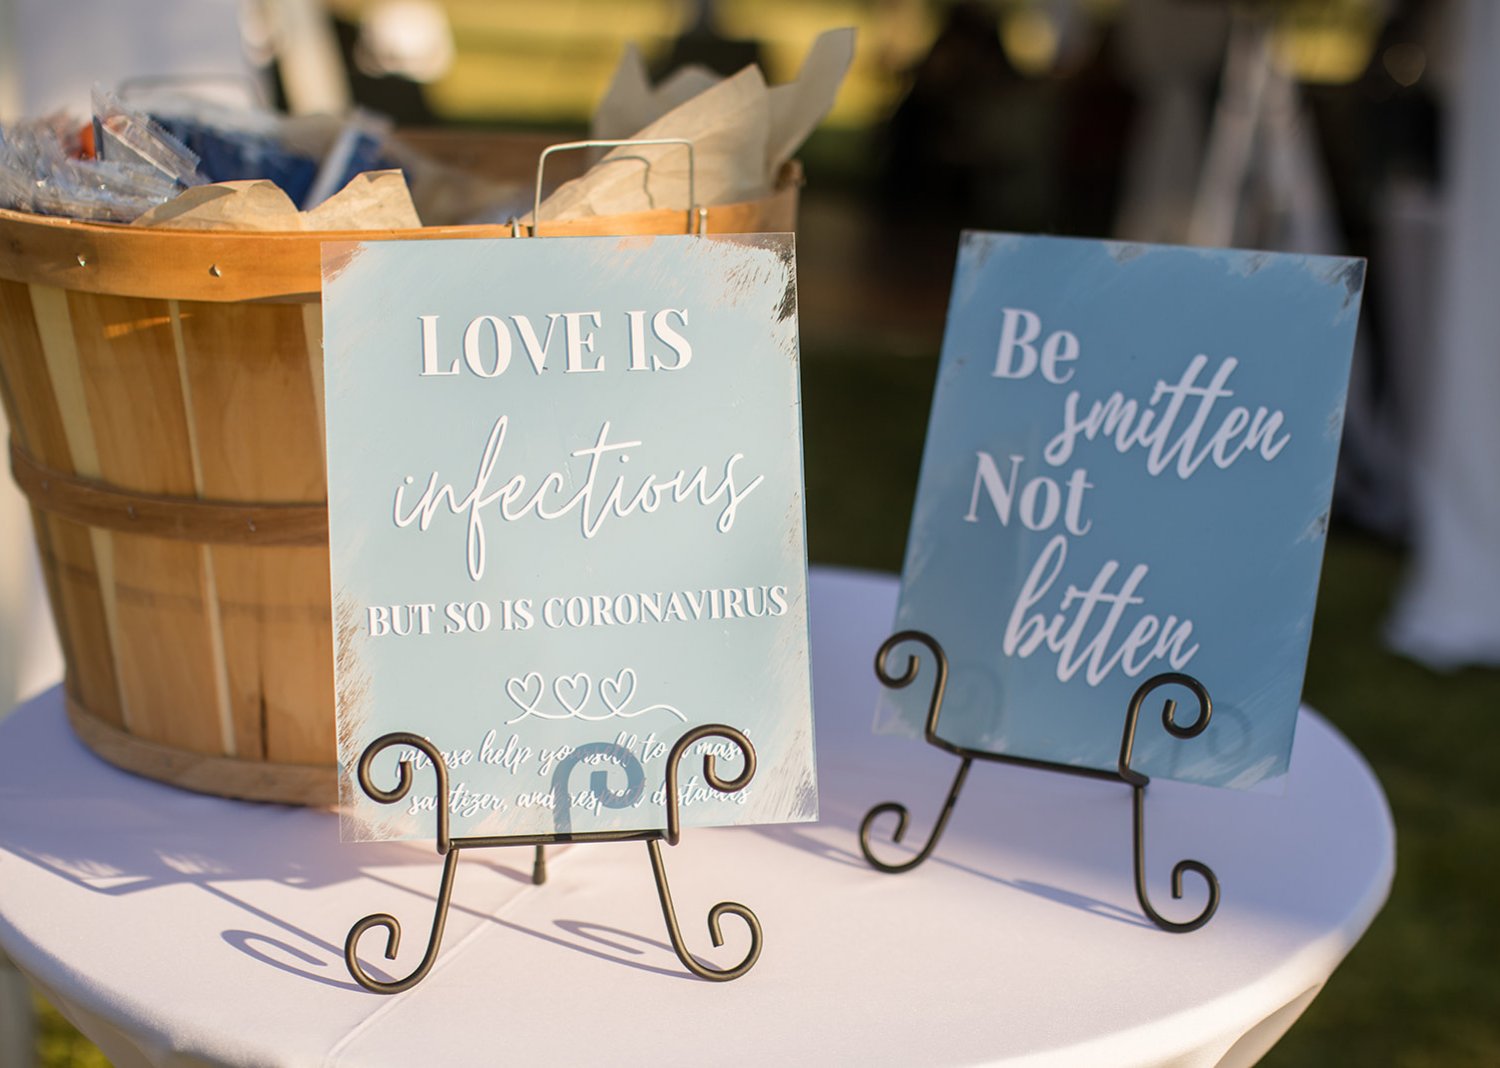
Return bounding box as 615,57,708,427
209,264,222,277
76,254,86,267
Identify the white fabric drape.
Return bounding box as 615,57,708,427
1386,0,1500,668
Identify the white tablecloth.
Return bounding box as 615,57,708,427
0,569,1394,1068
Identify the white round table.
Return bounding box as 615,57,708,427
0,568,1394,1068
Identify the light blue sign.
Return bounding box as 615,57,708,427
880,233,1364,790
323,234,816,841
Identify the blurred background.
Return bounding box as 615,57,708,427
2,0,1497,1064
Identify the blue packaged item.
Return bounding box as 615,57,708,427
154,117,319,207
91,86,204,189
302,111,398,209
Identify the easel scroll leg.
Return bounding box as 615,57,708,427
1119,673,1221,933
859,755,973,873
649,723,763,981
646,837,763,981
345,846,462,994
861,629,967,873
1131,785,1219,933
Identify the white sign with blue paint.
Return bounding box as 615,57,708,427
880,233,1364,791
323,233,816,841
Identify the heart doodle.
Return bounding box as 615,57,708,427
553,673,592,716
601,668,637,714
505,672,544,716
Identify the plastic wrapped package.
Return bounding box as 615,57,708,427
0,88,208,223
0,128,35,212
0,119,180,222
31,161,181,222
91,85,205,188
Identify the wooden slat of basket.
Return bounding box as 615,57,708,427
0,280,75,468
215,545,336,764
179,301,326,501
29,512,125,726
29,286,100,475
0,283,121,723
0,285,102,721
72,293,198,494
2,283,128,728
68,291,226,754
178,299,333,765
107,533,223,754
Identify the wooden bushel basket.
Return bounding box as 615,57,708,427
0,145,799,805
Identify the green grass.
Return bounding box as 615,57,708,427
801,350,938,571
32,350,1500,1066
1262,532,1500,1068
33,992,108,1068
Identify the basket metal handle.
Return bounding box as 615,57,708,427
531,138,698,237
